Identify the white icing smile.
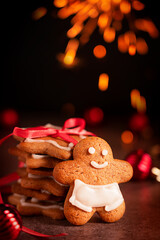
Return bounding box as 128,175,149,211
91,161,108,169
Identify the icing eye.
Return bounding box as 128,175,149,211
102,149,108,156
88,147,95,154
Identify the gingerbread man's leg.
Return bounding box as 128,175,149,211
64,185,96,225
97,201,125,223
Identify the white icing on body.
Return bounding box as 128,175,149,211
24,138,74,151
69,179,124,212
91,161,108,169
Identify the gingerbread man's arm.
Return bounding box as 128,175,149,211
53,160,84,185
111,159,133,183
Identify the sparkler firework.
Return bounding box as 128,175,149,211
53,0,159,66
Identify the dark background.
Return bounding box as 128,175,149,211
1,0,160,119
0,3,160,238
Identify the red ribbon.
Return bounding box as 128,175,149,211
22,226,67,238
0,118,95,146
0,173,19,188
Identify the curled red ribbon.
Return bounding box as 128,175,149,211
0,118,95,146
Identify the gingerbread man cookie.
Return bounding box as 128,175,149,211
53,137,133,225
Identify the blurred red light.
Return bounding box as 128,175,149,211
129,113,149,132
1,109,18,127
84,107,104,125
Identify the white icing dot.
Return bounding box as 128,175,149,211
102,149,108,156
88,147,95,154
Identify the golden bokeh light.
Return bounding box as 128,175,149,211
113,0,122,4
134,19,159,38
64,49,76,65
136,38,148,55
98,13,109,28
132,0,145,11
130,89,140,108
98,73,109,91
100,1,111,11
118,30,148,55
136,96,146,113
67,23,83,38
63,39,79,65
121,130,134,144
124,31,136,45
128,44,136,55
32,7,47,21
93,45,107,58
54,0,68,8
120,1,131,14
103,27,116,43
130,89,147,113
118,35,128,52
57,39,79,67
66,39,79,51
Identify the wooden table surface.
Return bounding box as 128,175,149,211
0,114,160,240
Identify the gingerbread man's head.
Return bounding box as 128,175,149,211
73,137,113,169
53,137,133,185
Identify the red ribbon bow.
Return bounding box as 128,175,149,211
0,118,95,146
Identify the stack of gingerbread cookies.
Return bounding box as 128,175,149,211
7,119,133,225
8,123,85,220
